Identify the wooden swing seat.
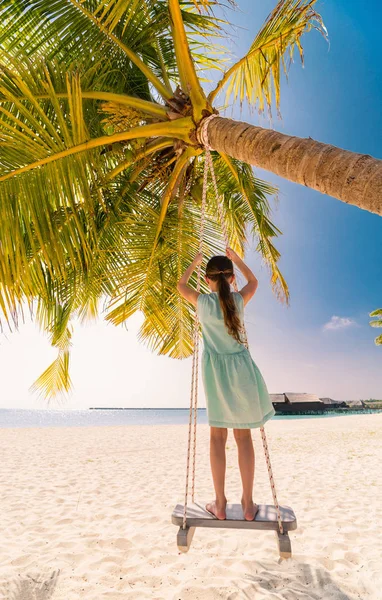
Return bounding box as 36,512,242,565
172,502,297,558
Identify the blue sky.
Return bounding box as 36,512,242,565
217,0,382,400
0,0,381,409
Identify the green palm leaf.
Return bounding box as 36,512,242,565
30,298,73,400
207,152,289,302
369,309,382,346
209,0,327,115
30,349,72,400
0,0,170,98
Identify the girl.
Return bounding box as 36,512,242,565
177,248,275,521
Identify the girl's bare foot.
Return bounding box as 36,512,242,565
205,499,227,520
241,499,259,521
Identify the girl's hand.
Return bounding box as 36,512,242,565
193,252,203,266
226,247,239,262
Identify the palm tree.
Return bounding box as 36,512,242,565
369,309,382,346
0,0,380,398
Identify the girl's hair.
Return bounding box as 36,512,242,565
205,255,242,343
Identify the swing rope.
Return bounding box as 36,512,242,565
182,115,283,535
182,155,208,530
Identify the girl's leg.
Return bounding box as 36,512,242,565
206,427,228,520
233,429,258,521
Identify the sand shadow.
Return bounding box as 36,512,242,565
0,569,59,600
238,561,354,600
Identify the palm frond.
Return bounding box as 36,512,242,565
30,296,73,400
209,0,327,115
168,0,212,120
105,148,285,358
0,0,171,99
209,152,289,302
30,347,72,400
369,320,382,328
104,154,200,357
0,56,191,182
369,309,382,346
0,63,104,314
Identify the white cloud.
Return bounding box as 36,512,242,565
323,315,356,331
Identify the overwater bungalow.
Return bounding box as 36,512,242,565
270,393,326,414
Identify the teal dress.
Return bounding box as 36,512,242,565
197,292,275,429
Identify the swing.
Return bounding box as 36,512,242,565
171,116,297,559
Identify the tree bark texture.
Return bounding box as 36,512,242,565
207,117,382,216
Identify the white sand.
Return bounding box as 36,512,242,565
0,414,381,600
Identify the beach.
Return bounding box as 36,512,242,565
1,414,381,600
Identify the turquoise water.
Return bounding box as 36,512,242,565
0,408,381,429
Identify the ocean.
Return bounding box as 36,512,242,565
0,408,381,428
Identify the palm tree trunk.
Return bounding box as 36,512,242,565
205,117,382,215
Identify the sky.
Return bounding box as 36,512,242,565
0,0,381,410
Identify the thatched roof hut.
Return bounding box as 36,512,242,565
344,399,364,409
269,394,285,404
285,393,322,404
320,397,347,406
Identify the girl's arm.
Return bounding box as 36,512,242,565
226,247,258,306
177,253,203,307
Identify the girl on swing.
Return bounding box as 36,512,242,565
177,248,275,521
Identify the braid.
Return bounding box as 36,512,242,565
206,256,242,343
